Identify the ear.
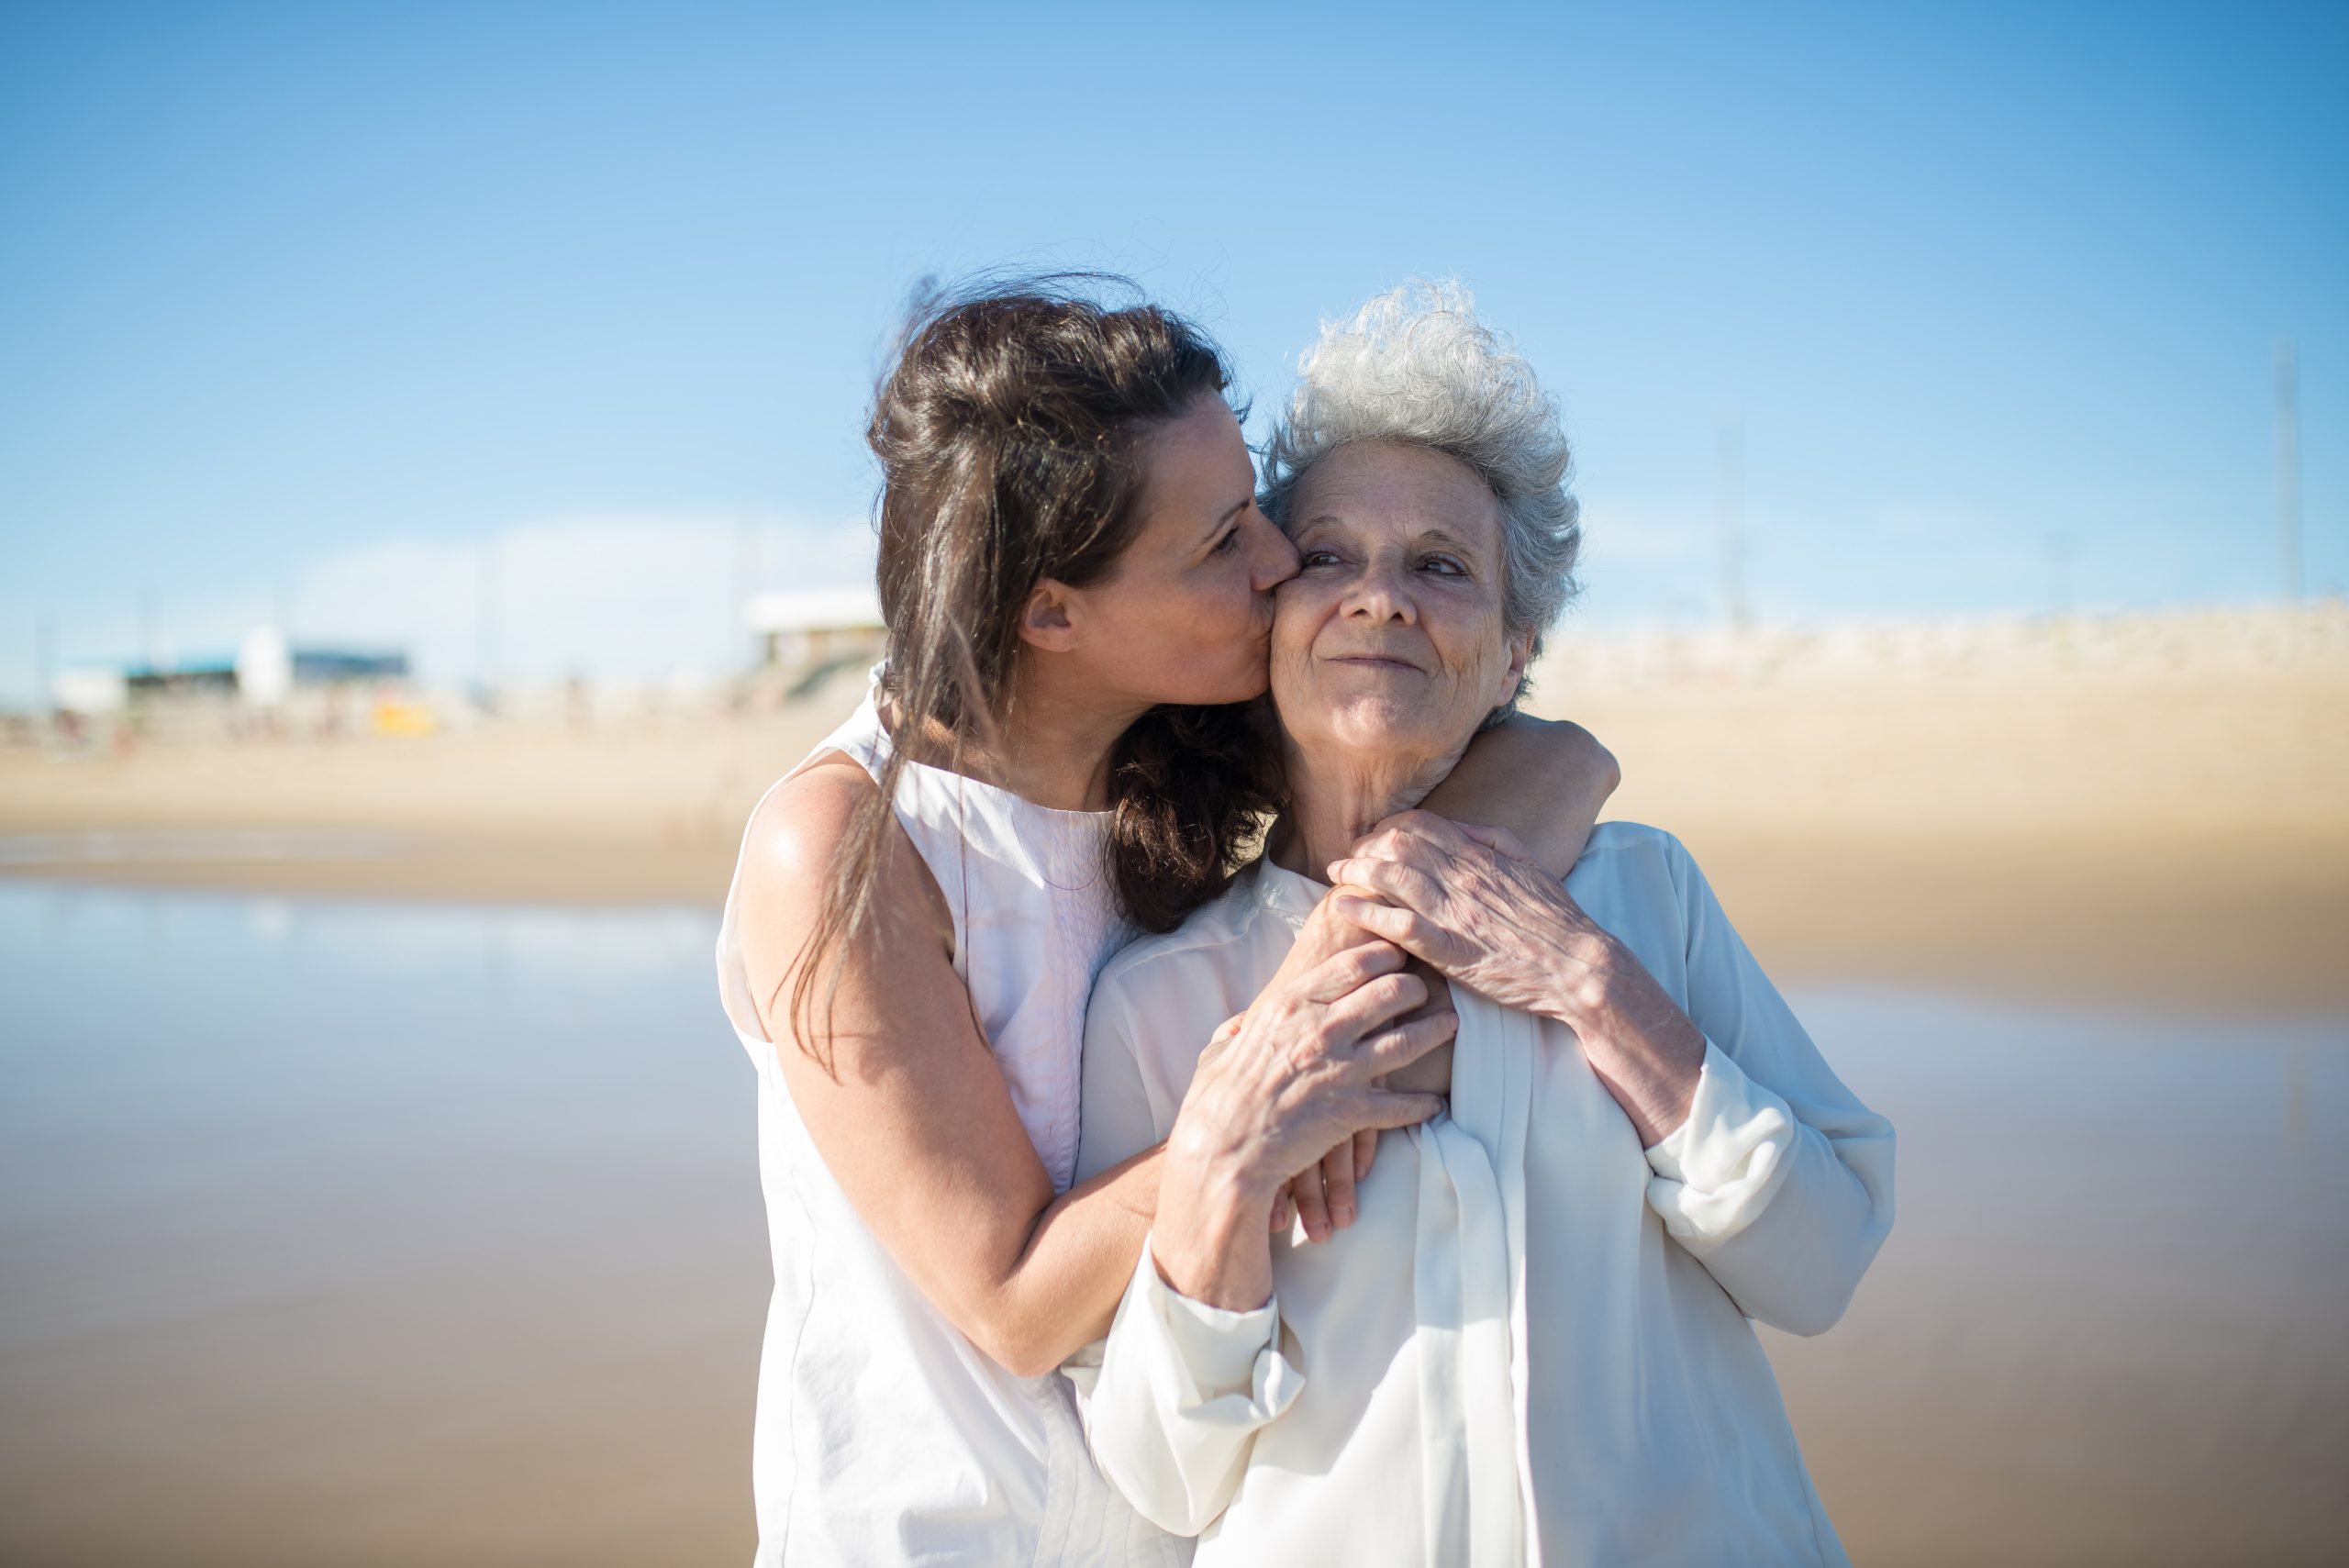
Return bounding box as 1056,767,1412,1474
1017,579,1081,654
1500,628,1535,697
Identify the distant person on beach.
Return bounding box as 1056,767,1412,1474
714,279,1622,1565
1067,284,1897,1563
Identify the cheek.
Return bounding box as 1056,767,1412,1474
1181,561,1252,636
1168,570,1263,670
1270,587,1333,663
1436,602,1509,684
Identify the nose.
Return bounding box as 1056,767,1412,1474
1342,555,1417,625
1251,514,1300,591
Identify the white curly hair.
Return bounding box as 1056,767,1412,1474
1259,281,1580,711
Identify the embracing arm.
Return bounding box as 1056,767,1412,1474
1065,978,1304,1536
1423,713,1620,879
1066,942,1440,1535
738,762,1160,1378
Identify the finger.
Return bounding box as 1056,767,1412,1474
1453,820,1534,864
1356,1007,1460,1074
1353,1126,1379,1184
1269,1189,1293,1234
1361,808,1471,856
1320,1140,1357,1229
1297,938,1408,1004
1337,825,1451,883
1355,1088,1448,1130
1321,970,1430,1040
1324,854,1446,916
1328,893,1444,962
1289,1161,1332,1243
1300,895,1391,958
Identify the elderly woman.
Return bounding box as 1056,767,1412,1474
1065,285,1896,1566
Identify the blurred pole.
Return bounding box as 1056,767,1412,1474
733,519,759,675
35,612,54,715
1716,411,1749,633
2048,532,2074,617
2275,339,2299,602
476,539,501,703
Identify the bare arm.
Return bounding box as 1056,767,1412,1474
738,761,1447,1378
738,761,1164,1377
1421,713,1620,879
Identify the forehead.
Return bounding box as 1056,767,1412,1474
1138,395,1253,513
1289,442,1502,547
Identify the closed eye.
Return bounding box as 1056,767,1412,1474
1210,527,1242,556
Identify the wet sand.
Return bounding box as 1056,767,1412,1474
1,885,2342,1566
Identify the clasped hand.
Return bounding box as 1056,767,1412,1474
1324,810,1617,1023
1328,810,1707,1151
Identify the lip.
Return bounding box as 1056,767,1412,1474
1326,654,1424,673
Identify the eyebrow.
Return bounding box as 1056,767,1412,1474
1296,516,1487,559
1415,527,1483,556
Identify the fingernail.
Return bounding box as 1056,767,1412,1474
1332,1205,1353,1227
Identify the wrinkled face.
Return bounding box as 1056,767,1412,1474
1270,440,1530,763
1051,393,1300,707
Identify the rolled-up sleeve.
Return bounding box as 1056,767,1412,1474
1065,1238,1305,1537
1641,837,1897,1337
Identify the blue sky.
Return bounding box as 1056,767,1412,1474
2,1,2343,698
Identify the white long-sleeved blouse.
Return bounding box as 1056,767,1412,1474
1065,823,1896,1567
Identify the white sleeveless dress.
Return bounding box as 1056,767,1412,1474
714,682,1182,1566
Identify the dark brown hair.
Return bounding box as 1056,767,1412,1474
788,276,1275,1071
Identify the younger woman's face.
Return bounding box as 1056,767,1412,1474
1051,394,1300,707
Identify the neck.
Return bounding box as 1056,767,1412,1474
903,654,1148,812
1270,733,1468,882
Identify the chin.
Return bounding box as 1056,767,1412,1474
1326,701,1441,752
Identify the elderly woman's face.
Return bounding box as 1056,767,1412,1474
1270,441,1531,762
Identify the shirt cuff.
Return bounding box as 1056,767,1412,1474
1642,1037,1799,1251
1127,1234,1304,1421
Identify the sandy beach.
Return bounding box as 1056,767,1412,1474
7,606,2344,1012
4,605,2347,1565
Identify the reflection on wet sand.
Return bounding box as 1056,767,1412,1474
1,882,2343,1565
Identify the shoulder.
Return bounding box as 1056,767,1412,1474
1093,874,1267,1008
736,753,948,957
1575,819,1688,867
1568,820,1704,917
742,752,874,884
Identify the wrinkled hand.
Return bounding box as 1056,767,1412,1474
1172,940,1451,1194
1156,938,1455,1311
1240,890,1454,1243
1325,810,1610,1020
1328,810,1705,1147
